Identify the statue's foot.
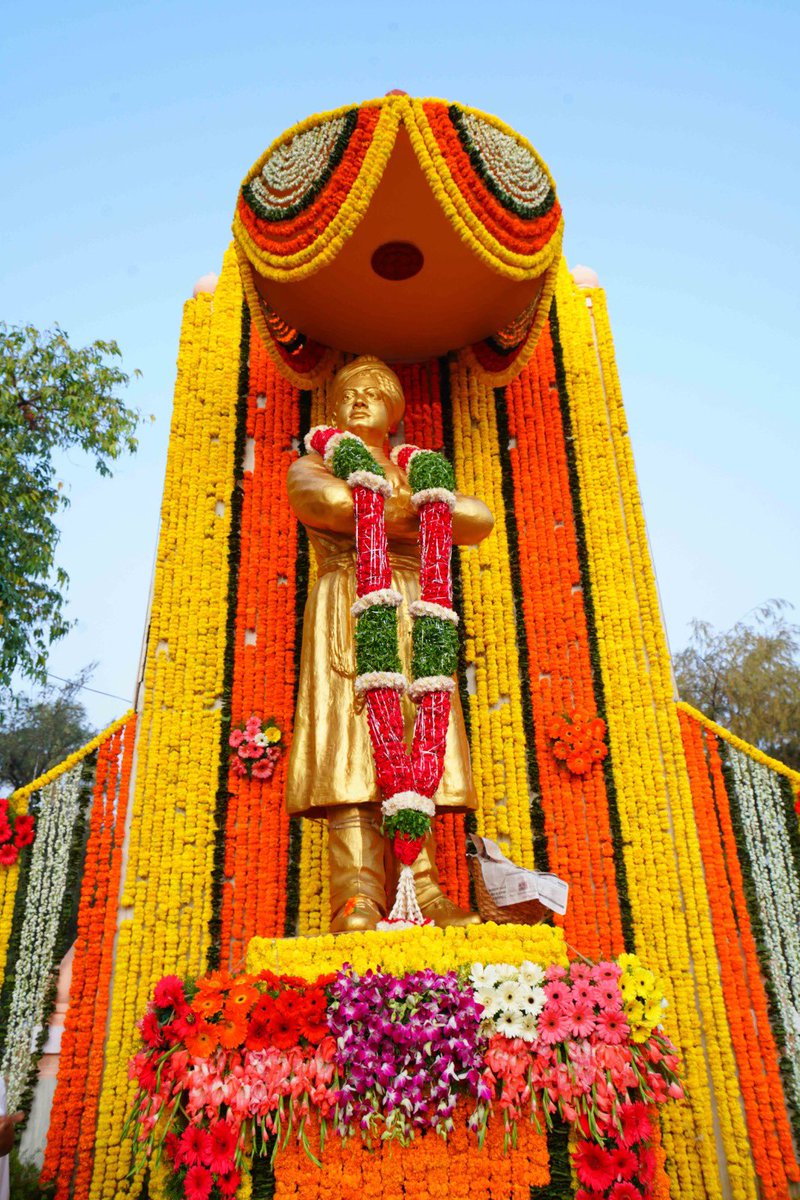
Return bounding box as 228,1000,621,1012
419,895,481,928
330,896,384,934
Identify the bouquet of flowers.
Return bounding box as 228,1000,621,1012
548,710,608,775
0,797,35,867
228,715,283,782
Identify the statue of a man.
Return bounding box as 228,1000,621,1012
285,356,494,932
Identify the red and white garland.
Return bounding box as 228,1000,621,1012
306,428,459,926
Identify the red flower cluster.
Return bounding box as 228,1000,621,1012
548,711,608,776
0,798,35,867
228,715,282,781
573,1102,656,1199
164,1120,240,1197
138,969,335,1061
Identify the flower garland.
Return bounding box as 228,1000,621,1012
305,425,460,926
40,715,137,1199
88,248,243,1200
0,761,88,1111
0,797,35,867
679,709,800,1196
127,952,681,1198
556,264,757,1198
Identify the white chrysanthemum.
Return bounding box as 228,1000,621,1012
495,1011,525,1039
253,731,269,747
474,983,500,1015
518,961,545,987
497,980,522,1009
518,1012,540,1043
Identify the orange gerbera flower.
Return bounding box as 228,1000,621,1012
226,983,259,1013
185,1022,219,1058
216,1012,247,1050
197,969,234,995
192,992,224,1019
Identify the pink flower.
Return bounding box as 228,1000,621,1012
544,980,570,1006
245,715,262,734
595,1008,629,1045
545,964,567,981
668,1081,684,1099
592,962,622,982
569,1000,596,1038
537,1004,571,1044
251,759,275,781
228,729,245,748
570,981,600,1005
569,963,592,983
595,981,623,1008
229,757,247,777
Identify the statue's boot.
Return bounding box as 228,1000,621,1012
405,832,481,927
327,804,386,933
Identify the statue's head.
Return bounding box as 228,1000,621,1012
330,356,405,441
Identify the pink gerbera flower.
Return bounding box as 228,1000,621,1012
545,964,567,982
596,981,623,1007
595,1008,629,1045
574,1141,615,1191
593,962,622,982
570,1000,596,1038
154,975,186,1011
184,1166,214,1200
571,981,600,1005
569,963,592,984
537,1004,571,1044
544,980,570,1006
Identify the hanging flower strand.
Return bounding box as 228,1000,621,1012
305,427,459,927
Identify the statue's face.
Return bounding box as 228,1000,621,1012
333,373,391,439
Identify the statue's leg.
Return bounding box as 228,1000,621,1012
406,831,481,927
327,804,386,933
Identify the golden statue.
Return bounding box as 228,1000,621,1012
286,357,494,933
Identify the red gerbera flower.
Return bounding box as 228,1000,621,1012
154,975,186,1011
609,1183,642,1200
300,1015,330,1044
0,842,19,867
619,1101,652,1147
269,1011,300,1050
574,1141,615,1191
637,1145,656,1183
179,1125,212,1168
12,814,35,847
218,1170,242,1197
246,1012,274,1052
609,1146,638,1180
184,1165,214,1200
207,1119,237,1175
139,1010,166,1049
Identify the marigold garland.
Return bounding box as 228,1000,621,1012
88,249,243,1200
555,262,756,1199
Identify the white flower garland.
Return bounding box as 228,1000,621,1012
1,763,85,1109
346,470,393,498
410,487,457,512
381,792,436,819
409,599,459,625
354,671,407,695
350,588,403,618
407,676,456,702
728,747,800,1113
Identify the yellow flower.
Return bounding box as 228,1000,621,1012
265,726,281,744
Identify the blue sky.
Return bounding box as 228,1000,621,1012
2,0,798,729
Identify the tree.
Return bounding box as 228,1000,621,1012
0,667,97,792
0,322,142,687
674,599,800,770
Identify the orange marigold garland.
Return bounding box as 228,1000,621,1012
40,714,136,1198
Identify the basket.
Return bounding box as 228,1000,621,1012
467,839,549,926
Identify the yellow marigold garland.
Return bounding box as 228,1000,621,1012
449,359,535,866
247,921,569,977
555,261,756,1199
88,250,243,1200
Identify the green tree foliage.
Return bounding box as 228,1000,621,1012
0,668,96,792
0,322,142,686
674,599,800,770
